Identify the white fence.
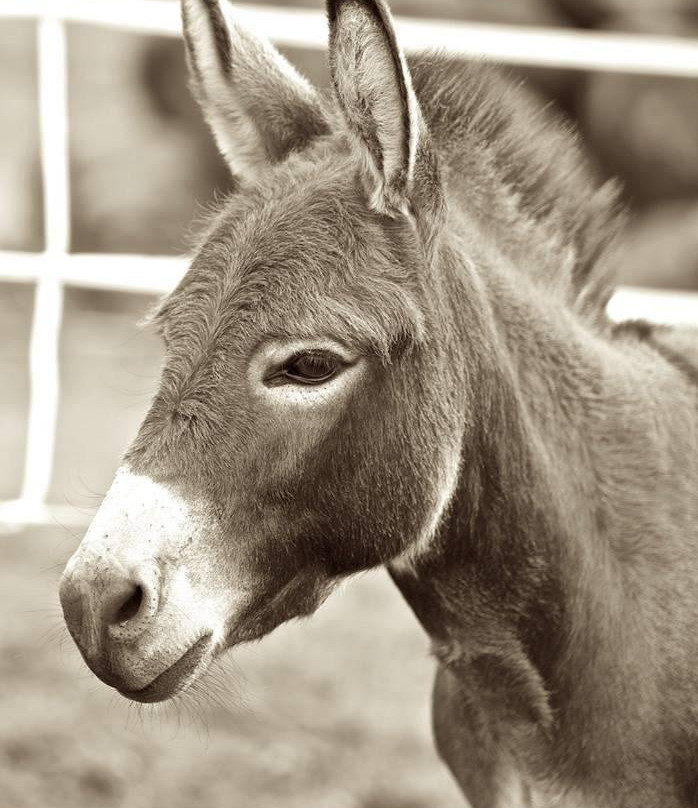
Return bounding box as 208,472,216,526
1,0,697,528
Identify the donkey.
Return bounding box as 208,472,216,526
59,0,698,805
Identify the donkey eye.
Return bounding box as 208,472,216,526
279,351,342,385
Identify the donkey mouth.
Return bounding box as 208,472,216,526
119,633,213,703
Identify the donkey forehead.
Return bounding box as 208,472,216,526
158,162,424,347
223,150,383,252
222,173,359,275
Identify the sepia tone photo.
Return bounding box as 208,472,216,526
1,1,697,806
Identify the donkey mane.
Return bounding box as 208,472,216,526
408,55,624,321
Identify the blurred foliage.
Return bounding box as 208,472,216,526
551,0,698,28
0,21,42,252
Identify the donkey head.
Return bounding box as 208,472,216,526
60,0,463,703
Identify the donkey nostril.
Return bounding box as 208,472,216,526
114,585,144,625
106,574,159,640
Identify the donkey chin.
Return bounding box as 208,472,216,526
59,467,243,703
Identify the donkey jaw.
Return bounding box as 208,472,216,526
118,632,215,703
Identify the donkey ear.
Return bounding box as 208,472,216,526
327,0,442,235
181,0,329,179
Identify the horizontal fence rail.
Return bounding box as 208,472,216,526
3,0,698,76
1,0,698,530
3,252,698,327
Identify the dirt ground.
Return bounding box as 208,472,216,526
0,285,464,808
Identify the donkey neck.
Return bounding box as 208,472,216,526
393,243,615,629
389,238,693,776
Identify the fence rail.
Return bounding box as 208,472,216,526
1,0,697,529
3,251,698,326
3,0,698,76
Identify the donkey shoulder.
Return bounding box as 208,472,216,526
651,325,698,383
612,320,698,387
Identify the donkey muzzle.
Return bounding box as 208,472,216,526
59,467,226,701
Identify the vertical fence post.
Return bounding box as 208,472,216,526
17,14,70,515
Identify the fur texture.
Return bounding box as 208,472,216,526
61,1,698,806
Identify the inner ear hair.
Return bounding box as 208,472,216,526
328,0,418,214
327,0,444,253
182,0,328,179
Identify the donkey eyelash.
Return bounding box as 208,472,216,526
265,350,347,386
287,349,338,365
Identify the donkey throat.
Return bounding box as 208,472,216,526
390,443,463,573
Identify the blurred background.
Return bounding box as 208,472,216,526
1,0,697,806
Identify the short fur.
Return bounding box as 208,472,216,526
62,1,698,806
